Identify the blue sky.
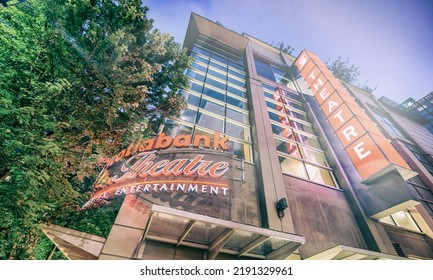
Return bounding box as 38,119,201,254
145,0,433,103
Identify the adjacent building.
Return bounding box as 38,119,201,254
43,13,433,260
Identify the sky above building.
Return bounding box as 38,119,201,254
145,0,433,104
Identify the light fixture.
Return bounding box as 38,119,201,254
276,197,288,218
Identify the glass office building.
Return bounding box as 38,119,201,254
43,13,433,260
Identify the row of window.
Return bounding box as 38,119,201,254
180,106,250,143
254,56,291,86
405,143,433,176
168,39,252,162
162,120,252,162
278,155,337,187
262,83,339,188
186,65,246,97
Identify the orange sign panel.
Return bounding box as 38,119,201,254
295,50,411,181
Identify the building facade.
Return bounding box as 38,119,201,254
44,13,433,260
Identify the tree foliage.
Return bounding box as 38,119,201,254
0,0,189,259
326,56,377,94
271,41,294,55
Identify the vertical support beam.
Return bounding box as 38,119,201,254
244,42,295,233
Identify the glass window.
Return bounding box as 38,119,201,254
374,111,407,139
199,98,224,116
263,91,274,99
163,122,193,138
192,46,210,57
209,61,226,72
287,108,308,121
391,211,421,232
226,96,247,110
228,69,245,79
207,68,226,81
279,156,308,180
281,89,301,102
186,69,205,82
211,53,227,64
191,61,207,73
408,176,427,186
274,138,301,159
413,186,433,201
187,94,201,107
228,60,244,71
190,82,203,94
196,112,224,132
205,77,226,91
191,53,209,64
226,122,249,141
268,111,285,123
202,86,225,102
295,132,322,149
271,124,295,140
227,85,245,98
283,98,304,110
305,163,337,187
228,77,245,88
266,101,286,114
290,119,315,134
226,107,248,123
262,83,276,92
227,141,252,162
180,108,197,123
256,66,276,82
300,146,328,166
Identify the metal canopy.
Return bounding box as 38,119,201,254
306,244,408,260
42,224,106,260
135,204,306,260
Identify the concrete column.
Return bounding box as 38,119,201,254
244,42,295,233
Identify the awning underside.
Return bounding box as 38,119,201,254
134,204,306,260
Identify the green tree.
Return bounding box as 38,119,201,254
273,41,294,55
326,56,376,93
0,0,189,259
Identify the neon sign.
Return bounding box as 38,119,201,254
295,50,413,181
83,133,231,209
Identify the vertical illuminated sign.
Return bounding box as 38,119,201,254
295,50,412,181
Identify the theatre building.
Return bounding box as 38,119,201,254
43,13,433,260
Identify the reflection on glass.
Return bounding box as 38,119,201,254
226,122,247,140
279,156,307,179
180,108,197,123
163,122,193,138
275,138,301,159
227,85,245,98
226,107,247,123
199,98,224,116
203,87,225,102
390,211,421,232
206,77,226,91
196,112,224,131
207,68,226,81
300,147,327,166
305,163,337,187
187,94,201,107
227,96,247,110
